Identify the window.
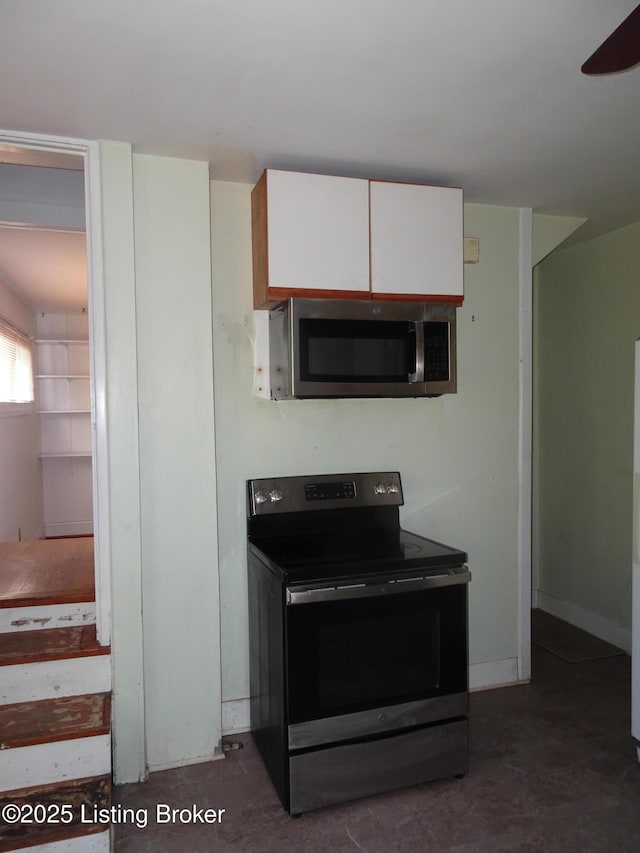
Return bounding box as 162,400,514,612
0,317,34,403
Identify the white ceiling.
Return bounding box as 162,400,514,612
0,156,86,314
1,1,640,247
0,226,87,314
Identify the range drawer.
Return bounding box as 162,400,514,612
288,719,468,815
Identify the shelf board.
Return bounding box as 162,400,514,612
34,339,89,345
37,409,91,414
35,374,90,379
38,452,92,458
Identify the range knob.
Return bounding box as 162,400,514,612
386,482,399,494
374,483,387,495
269,489,283,503
254,490,267,505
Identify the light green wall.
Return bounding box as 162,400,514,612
133,154,221,771
103,165,558,773
532,213,587,267
211,184,523,707
102,146,221,780
534,219,640,632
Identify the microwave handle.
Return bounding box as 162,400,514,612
408,322,425,383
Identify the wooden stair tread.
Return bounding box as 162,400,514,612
0,775,110,852
0,538,94,608
0,625,108,666
0,693,110,750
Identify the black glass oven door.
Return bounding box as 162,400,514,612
286,583,467,726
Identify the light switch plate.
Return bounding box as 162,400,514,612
463,236,480,264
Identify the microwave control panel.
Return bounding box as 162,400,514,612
424,322,450,382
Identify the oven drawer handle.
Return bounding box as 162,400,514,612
286,569,470,605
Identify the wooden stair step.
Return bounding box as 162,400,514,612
0,626,108,667
0,693,110,750
0,775,110,852
0,538,95,609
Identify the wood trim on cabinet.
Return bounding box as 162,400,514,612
251,171,269,308
264,287,371,304
371,292,464,306
256,288,461,307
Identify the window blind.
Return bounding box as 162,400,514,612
0,317,34,403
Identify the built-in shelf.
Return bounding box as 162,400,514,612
38,452,92,458
34,339,89,344
36,329,91,451
35,314,94,538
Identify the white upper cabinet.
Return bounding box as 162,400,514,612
369,181,463,301
253,170,370,307
252,170,464,307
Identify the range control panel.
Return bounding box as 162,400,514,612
305,481,356,501
248,472,403,515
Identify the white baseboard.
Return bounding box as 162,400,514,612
222,698,250,735
469,657,521,691
536,590,631,654
44,521,94,538
147,751,225,774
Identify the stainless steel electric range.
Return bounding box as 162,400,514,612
247,471,471,815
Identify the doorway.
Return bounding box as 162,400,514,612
0,132,110,645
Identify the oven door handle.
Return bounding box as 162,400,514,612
286,569,470,605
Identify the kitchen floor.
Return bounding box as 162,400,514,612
114,645,639,852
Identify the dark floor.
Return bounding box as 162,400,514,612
114,646,640,852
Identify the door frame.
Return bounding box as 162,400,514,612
0,128,111,645
517,207,533,682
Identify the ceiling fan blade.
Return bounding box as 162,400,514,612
581,4,640,74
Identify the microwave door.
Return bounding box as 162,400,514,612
292,316,424,398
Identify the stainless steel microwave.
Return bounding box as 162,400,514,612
253,298,457,399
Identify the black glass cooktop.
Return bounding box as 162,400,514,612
249,528,467,584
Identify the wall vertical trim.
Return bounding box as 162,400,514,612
84,142,111,646
98,141,145,783
518,207,533,681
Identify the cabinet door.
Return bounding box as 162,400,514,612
370,181,463,302
254,170,370,306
